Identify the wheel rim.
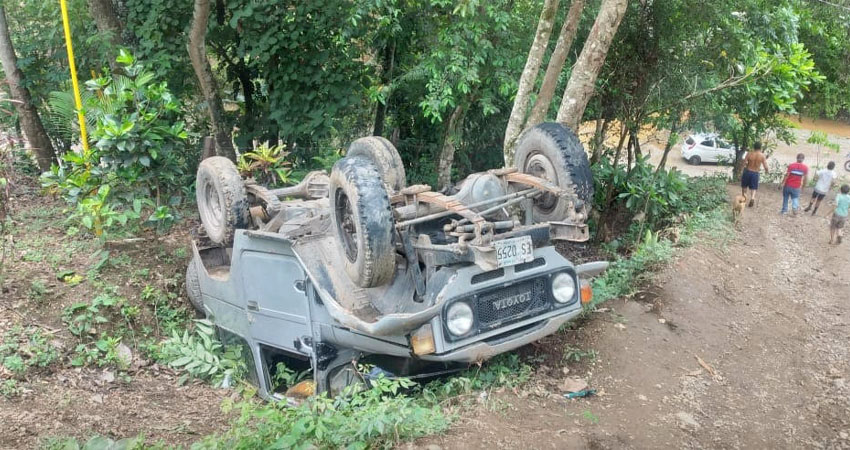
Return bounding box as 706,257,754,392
525,152,559,214
334,188,358,262
202,180,223,230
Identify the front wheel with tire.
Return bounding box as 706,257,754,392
513,122,593,222
689,155,702,165
329,156,395,288
196,157,250,246
844,160,850,172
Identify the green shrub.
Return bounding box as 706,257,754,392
194,375,448,449
158,320,246,387
42,50,191,237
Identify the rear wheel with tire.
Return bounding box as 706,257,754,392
513,122,593,222
196,157,250,246
329,156,396,288
689,155,702,165
346,136,406,192
185,259,204,313
844,160,850,172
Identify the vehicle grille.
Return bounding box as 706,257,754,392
471,268,505,284
474,277,549,331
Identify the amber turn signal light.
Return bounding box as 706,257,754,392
411,323,436,355
580,281,593,305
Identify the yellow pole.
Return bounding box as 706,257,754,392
59,0,89,153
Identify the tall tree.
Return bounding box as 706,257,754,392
188,0,235,160
526,0,586,128
0,5,55,170
503,0,560,162
556,0,628,130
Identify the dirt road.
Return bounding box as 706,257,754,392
420,185,850,449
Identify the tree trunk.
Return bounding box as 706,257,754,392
188,0,236,161
373,43,395,137
655,113,682,173
589,116,606,164
86,0,123,47
0,6,55,171
556,0,628,130
526,0,586,128
437,105,465,191
503,0,560,164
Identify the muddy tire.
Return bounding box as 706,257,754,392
346,136,406,192
329,156,395,288
196,157,250,246
513,122,593,222
185,259,204,313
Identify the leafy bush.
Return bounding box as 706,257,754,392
43,50,192,237
593,156,687,228
158,320,246,387
195,375,448,449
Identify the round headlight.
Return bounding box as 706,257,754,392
552,272,576,303
446,302,474,336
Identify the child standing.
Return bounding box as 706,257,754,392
829,184,850,245
804,161,837,215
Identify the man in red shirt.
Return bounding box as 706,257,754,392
780,153,809,215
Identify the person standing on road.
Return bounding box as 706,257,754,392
804,161,838,216
828,184,850,244
741,142,769,207
780,153,809,215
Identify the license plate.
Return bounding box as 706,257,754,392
494,235,534,268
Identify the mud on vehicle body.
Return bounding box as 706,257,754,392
187,123,608,399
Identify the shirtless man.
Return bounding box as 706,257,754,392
741,142,769,207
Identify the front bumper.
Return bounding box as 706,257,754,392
419,307,581,363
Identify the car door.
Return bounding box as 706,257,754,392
240,251,312,356
698,138,716,162
715,139,733,164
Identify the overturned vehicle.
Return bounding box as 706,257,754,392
186,122,607,399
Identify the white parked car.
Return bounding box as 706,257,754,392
681,133,739,165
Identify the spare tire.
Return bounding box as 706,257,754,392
346,136,406,192
185,258,204,313
196,156,250,246
513,123,593,222
329,156,396,288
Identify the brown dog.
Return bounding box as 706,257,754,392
732,194,747,224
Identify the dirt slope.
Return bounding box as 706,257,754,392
419,185,850,449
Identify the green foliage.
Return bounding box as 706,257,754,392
271,362,310,392
0,327,59,377
41,434,147,450
140,285,190,336
594,156,687,229
237,142,292,186
422,353,533,400
0,379,21,398
563,346,598,364
27,279,49,302
158,320,246,387
42,51,190,238
195,375,448,449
